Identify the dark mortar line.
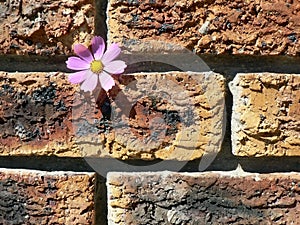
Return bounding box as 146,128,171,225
0,156,299,174
94,0,108,41
1,54,300,73
0,156,94,172
0,55,69,72
95,173,108,225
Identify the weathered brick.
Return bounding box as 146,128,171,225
0,72,80,157
0,0,94,55
107,170,300,225
0,168,95,224
78,71,225,161
0,71,224,160
108,0,300,55
230,73,300,156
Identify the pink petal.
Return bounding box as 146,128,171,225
92,36,105,60
81,71,98,92
74,44,93,63
68,70,88,84
99,71,115,91
66,57,90,70
101,43,121,64
104,60,127,74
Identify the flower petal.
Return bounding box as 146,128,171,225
66,57,90,70
68,70,88,84
101,43,121,64
104,60,127,74
81,71,98,92
99,71,115,91
92,36,105,60
74,44,93,63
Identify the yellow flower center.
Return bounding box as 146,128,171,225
90,60,104,74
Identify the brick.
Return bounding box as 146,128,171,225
0,168,95,224
0,72,79,157
0,0,94,55
108,0,300,55
0,71,225,160
107,170,300,225
78,71,225,161
230,73,300,156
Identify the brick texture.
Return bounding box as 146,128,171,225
0,72,80,157
0,71,225,160
230,73,300,156
107,170,300,225
0,0,94,55
0,169,95,224
77,71,225,161
108,0,300,55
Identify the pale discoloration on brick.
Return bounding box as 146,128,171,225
0,0,94,55
108,0,300,55
78,72,225,161
230,73,300,156
107,171,300,225
0,169,95,224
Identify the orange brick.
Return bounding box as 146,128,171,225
0,71,225,161
0,72,80,157
0,0,94,55
77,71,225,161
0,169,95,224
108,0,300,55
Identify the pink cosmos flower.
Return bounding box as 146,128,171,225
66,36,127,92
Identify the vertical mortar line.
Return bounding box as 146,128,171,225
94,0,109,224
203,72,238,171
94,0,108,225
94,0,108,41
95,173,108,225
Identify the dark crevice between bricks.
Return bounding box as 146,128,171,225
95,173,108,225
94,0,108,41
0,155,300,174
0,156,94,172
0,55,69,72
1,54,300,73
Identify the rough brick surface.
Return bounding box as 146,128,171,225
107,170,300,225
108,0,300,55
0,0,94,55
0,71,225,160
230,73,300,156
77,72,225,161
0,72,79,156
0,169,95,224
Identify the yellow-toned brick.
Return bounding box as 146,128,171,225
230,73,300,156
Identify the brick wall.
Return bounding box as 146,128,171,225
0,0,300,224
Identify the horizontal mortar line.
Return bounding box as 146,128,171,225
1,55,300,74
0,156,299,174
